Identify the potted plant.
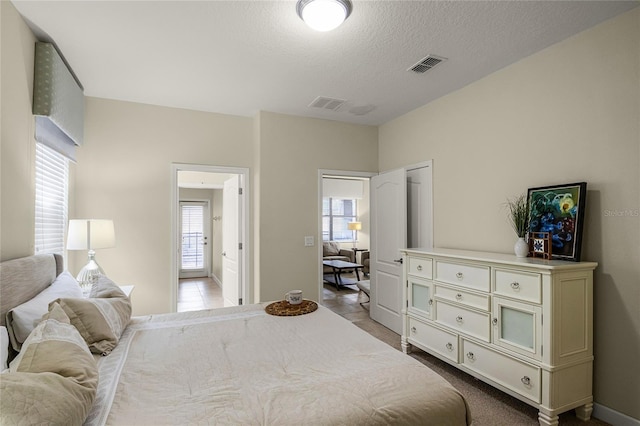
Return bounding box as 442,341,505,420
506,194,530,257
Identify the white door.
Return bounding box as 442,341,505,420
370,168,407,334
406,164,433,249
222,175,242,306
179,201,210,279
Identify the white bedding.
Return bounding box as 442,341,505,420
86,304,471,425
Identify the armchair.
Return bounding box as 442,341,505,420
361,251,370,275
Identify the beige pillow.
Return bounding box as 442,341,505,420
1,303,98,426
5,270,83,351
323,241,340,256
53,275,132,355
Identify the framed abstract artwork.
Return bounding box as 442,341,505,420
527,182,587,262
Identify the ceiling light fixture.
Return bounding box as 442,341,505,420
296,0,352,32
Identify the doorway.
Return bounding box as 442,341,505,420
317,169,376,307
369,161,433,334
179,200,210,279
171,164,250,312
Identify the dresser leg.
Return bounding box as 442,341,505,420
401,336,411,354
575,403,593,421
538,411,559,426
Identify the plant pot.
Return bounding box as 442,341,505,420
514,237,529,258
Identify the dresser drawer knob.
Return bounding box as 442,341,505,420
466,351,475,361
411,326,417,333
417,265,423,271
510,282,520,290
521,376,531,386
456,316,463,323
455,293,463,300
445,343,453,351
456,272,464,279
492,318,498,326
428,299,433,306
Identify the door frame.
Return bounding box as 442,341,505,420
317,169,377,303
405,160,434,249
170,163,251,312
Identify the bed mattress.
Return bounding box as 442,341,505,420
86,303,470,425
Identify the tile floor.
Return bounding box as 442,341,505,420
321,280,372,321
177,277,225,312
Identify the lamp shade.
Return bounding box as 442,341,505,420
296,0,352,32
347,221,362,231
67,219,115,250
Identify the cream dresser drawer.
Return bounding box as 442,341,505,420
408,317,458,363
435,285,490,311
408,256,432,279
435,300,490,342
461,339,541,403
494,269,542,303
435,261,490,291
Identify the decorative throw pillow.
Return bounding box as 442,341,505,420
323,241,340,256
6,271,82,351
52,275,132,355
1,303,98,426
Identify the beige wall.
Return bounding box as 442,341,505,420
257,111,378,302
379,9,640,420
1,1,38,261
76,97,253,315
211,188,223,280
77,103,377,313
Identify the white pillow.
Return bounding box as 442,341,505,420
6,271,82,351
1,326,9,371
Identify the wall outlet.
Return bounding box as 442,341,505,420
304,236,314,247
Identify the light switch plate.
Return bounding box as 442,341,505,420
304,236,314,247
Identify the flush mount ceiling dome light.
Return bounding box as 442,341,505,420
296,0,353,32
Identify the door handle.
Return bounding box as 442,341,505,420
393,258,403,264
222,251,226,257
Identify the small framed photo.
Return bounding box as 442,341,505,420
527,182,587,262
529,231,551,260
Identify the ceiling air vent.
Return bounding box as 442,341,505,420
309,96,346,111
408,54,447,74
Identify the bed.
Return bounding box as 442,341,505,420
1,254,471,425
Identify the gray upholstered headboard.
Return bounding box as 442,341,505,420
0,254,63,327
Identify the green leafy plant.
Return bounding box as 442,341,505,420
506,194,530,238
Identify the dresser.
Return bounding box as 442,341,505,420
401,248,597,426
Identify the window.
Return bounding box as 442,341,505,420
34,142,69,255
322,197,356,242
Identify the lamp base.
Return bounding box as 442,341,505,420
76,250,105,296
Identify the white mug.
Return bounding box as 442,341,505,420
285,290,303,305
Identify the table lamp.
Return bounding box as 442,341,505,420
347,221,361,248
67,219,115,291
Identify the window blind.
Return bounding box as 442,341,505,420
35,142,69,255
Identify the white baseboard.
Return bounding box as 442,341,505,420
593,403,640,426
210,274,222,286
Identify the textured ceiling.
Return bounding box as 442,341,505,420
12,1,638,126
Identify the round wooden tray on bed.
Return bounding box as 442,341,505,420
265,300,318,316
